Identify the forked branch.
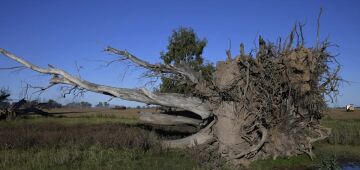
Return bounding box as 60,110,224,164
105,47,202,83
0,48,211,119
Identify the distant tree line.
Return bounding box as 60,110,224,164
65,101,91,108
95,102,110,108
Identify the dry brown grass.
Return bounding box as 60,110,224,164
324,109,360,120
0,121,199,170
0,122,160,150
321,108,360,146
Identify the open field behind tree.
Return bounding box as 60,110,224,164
324,109,360,120
3,108,156,125
0,108,359,169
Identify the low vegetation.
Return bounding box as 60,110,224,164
0,117,199,170
323,120,360,145
0,123,160,150
0,108,359,169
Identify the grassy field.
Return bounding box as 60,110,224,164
0,108,199,170
0,108,360,169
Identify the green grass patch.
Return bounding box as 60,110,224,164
315,144,360,160
1,112,360,169
250,154,314,170
0,147,199,170
250,144,360,170
0,121,199,169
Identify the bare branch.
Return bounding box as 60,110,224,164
0,48,211,119
298,22,305,47
226,38,232,61
0,66,26,70
139,111,203,126
316,8,323,49
105,46,202,83
240,43,245,57
23,82,56,99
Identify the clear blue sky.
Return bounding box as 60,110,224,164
0,0,359,107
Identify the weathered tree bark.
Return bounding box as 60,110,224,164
0,48,211,119
163,117,216,148
139,111,203,126
0,25,340,166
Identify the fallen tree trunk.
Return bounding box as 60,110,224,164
139,111,203,126
0,48,211,119
0,24,340,166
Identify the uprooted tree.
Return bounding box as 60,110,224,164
0,23,341,165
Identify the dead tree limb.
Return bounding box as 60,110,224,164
316,8,323,49
139,111,203,126
0,48,211,119
105,46,202,84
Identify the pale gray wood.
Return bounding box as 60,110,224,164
139,111,203,126
0,48,211,119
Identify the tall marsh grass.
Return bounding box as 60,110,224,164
0,123,160,150
0,122,199,169
322,120,360,145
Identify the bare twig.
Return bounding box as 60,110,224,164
316,8,323,49
105,46,202,83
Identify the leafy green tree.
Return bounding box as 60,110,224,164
159,27,214,94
